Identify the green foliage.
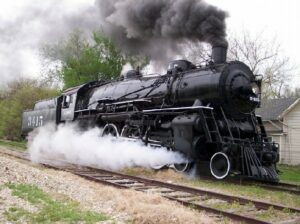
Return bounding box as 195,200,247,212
0,139,26,150
43,30,132,89
5,183,109,223
0,79,59,140
62,31,126,88
43,30,149,89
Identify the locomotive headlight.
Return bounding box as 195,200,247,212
251,83,259,94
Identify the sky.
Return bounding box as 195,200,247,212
0,0,299,88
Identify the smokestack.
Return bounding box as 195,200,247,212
212,46,227,64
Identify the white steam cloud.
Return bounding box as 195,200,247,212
28,123,187,170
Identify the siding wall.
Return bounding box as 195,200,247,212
282,102,300,165
273,134,287,164
263,121,283,133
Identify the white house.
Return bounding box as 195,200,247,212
256,98,300,165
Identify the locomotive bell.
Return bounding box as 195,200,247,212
212,46,227,64
167,60,196,73
123,70,141,80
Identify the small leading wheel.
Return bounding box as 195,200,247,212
102,123,119,137
210,152,231,179
174,162,193,173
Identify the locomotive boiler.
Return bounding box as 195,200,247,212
22,46,279,182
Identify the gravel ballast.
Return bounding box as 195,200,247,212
0,150,215,224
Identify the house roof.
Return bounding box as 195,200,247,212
256,98,299,120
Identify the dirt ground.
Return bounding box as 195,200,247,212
0,149,218,224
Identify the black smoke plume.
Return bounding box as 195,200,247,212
96,0,228,63
0,0,228,85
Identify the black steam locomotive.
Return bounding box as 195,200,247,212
22,46,279,182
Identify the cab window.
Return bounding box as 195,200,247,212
63,95,73,108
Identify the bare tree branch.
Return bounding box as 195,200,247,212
184,30,295,99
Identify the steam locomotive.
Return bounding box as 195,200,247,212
22,46,279,182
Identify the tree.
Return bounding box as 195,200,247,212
42,30,130,89
184,31,295,99
0,79,59,140
284,87,300,98
227,31,295,99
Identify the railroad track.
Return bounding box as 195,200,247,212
1,148,300,224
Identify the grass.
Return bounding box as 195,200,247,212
209,200,244,211
4,207,32,222
254,206,294,221
5,183,109,223
255,206,277,220
278,164,300,184
0,139,27,150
